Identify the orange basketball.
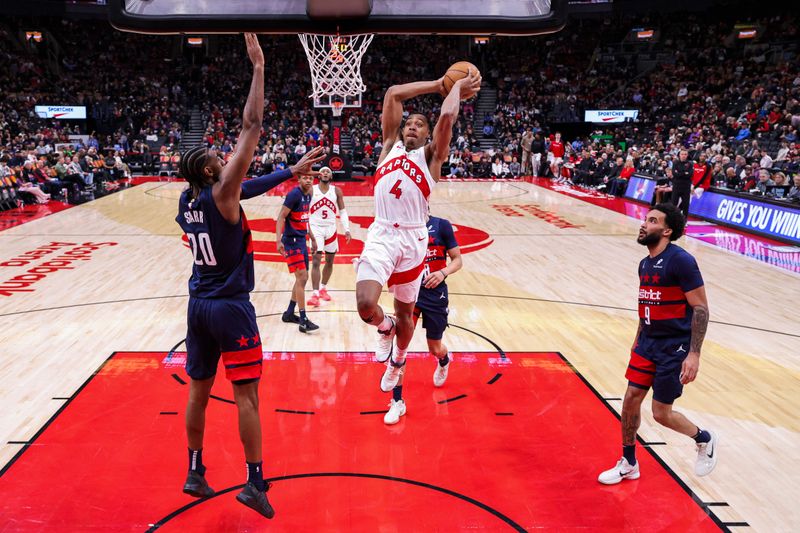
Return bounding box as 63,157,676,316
442,61,479,95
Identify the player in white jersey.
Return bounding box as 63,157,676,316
355,68,481,393
308,166,351,307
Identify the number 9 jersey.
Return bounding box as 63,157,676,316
176,185,255,299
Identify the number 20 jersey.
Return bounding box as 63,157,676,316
176,185,254,299
374,141,435,227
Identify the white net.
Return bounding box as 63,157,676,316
298,33,374,106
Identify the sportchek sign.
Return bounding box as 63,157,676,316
35,105,87,119
584,109,639,123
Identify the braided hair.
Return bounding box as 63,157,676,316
179,146,210,198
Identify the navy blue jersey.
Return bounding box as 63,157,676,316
176,185,254,299
417,216,458,309
638,243,703,338
282,186,311,240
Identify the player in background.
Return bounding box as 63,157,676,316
307,166,352,307
176,34,324,519
549,131,566,180
354,67,481,394
276,173,320,333
384,212,462,425
598,202,717,485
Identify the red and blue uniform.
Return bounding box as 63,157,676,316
414,216,458,340
282,186,311,273
176,185,262,383
626,243,704,404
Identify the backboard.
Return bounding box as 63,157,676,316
109,0,567,36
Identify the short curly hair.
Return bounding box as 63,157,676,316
653,202,686,241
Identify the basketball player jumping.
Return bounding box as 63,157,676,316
598,203,718,485
384,211,463,425
307,166,351,307
176,33,324,519
354,67,481,393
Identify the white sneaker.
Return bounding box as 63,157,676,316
598,457,640,485
375,316,396,363
694,431,719,477
380,356,405,392
383,399,406,425
433,354,451,387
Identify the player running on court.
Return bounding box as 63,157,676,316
175,33,324,520
276,173,321,333
354,66,481,393
598,202,718,485
384,212,463,425
307,166,352,307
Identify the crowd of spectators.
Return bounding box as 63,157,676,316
1,10,799,209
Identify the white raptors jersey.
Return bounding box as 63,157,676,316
374,141,434,227
309,184,338,226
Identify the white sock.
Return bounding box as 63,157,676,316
313,290,319,296
321,284,327,290
394,347,407,363
378,315,393,332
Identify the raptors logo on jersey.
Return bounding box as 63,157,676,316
309,184,338,226
374,141,435,227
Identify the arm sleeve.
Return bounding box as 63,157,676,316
440,219,459,250
240,169,293,200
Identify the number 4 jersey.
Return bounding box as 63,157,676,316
176,185,254,299
374,140,435,227
637,243,704,338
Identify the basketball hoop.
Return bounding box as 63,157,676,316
298,32,374,115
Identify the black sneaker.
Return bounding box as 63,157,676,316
183,470,215,498
299,318,319,333
236,482,275,519
281,311,300,323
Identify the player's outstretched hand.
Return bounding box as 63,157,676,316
290,146,327,176
244,33,264,67
456,68,482,100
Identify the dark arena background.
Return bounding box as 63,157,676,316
0,0,798,531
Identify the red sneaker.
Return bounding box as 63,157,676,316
307,295,320,307
319,288,332,301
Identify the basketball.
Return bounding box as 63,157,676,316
442,61,478,94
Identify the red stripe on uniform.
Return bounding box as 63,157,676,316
289,220,307,230
222,345,262,365
639,303,687,320
324,232,337,245
387,260,425,287
241,212,254,254
625,351,656,387
376,155,431,199
638,285,686,302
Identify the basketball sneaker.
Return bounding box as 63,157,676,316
307,294,320,307
694,430,719,477
236,482,275,519
281,311,300,324
433,353,451,387
380,356,406,392
383,399,406,425
299,318,319,333
597,457,640,485
319,288,332,301
375,315,396,363
182,470,215,498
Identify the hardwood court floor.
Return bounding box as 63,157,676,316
0,179,798,531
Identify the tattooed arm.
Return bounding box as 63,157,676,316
681,285,710,385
